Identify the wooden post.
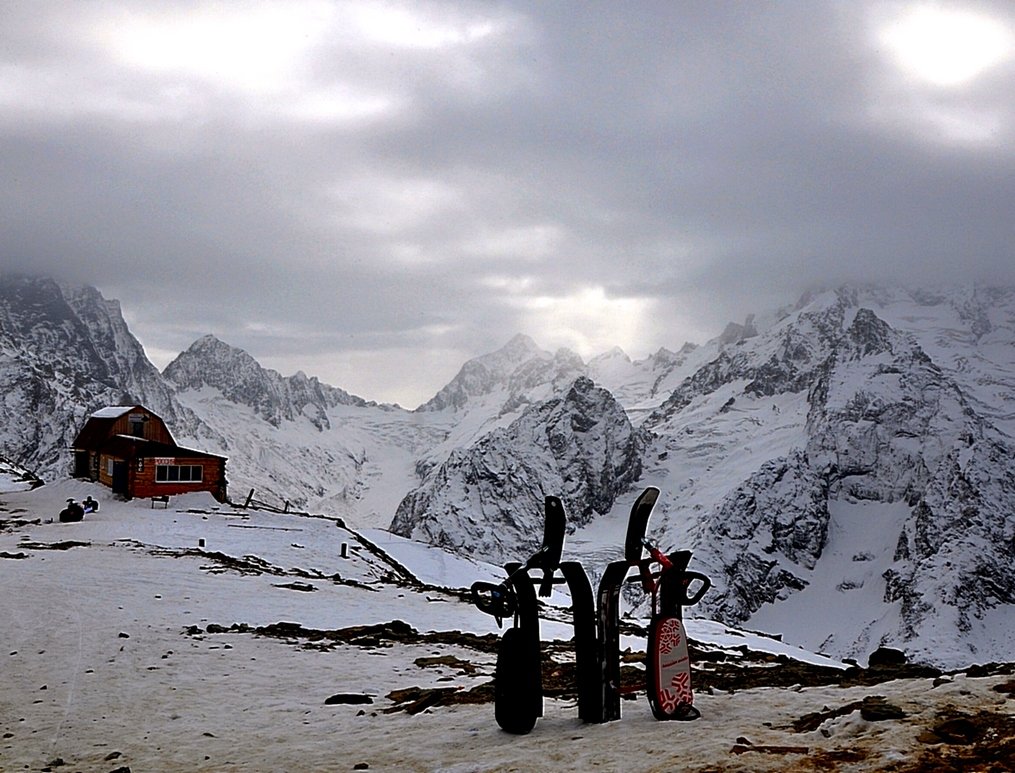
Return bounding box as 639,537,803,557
341,543,348,559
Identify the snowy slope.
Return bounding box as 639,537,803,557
750,500,914,657
169,384,445,528
5,478,1015,773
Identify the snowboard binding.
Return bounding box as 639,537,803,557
471,581,516,625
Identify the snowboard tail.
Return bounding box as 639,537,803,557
494,625,541,734
647,615,699,721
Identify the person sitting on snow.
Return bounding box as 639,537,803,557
83,495,98,513
59,498,85,523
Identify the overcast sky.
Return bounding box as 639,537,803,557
3,1,1014,406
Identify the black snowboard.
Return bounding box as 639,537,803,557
494,621,541,733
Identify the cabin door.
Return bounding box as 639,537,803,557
112,462,128,495
73,451,90,478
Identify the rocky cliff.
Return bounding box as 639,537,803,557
0,273,191,476
163,334,367,430
392,376,646,561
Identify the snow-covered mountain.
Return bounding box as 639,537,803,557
0,273,195,477
164,334,368,430
159,335,441,524
415,333,584,413
3,274,1015,667
392,376,646,556
636,290,1015,666
394,285,1015,665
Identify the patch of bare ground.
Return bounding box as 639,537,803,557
183,618,1015,732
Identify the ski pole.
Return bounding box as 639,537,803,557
642,538,673,571
639,538,672,594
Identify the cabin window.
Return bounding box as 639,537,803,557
155,464,203,483
128,413,147,438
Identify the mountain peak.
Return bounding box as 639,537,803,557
193,333,224,347
164,336,365,428
592,345,631,363
417,335,557,412
501,333,540,355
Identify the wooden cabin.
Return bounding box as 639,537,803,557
72,405,227,502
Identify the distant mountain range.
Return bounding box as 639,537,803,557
2,271,1014,667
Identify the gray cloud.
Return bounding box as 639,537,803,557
3,0,1014,405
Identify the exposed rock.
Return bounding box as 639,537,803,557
164,334,367,430
17,541,90,551
413,655,478,675
324,693,373,705
868,647,907,668
730,742,810,756
391,377,646,563
0,273,194,478
273,581,317,592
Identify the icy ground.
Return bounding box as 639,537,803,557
2,480,1014,772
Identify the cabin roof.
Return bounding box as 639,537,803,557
102,434,225,461
73,416,120,450
89,406,139,419
73,404,177,450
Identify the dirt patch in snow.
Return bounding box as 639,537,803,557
145,544,380,590
180,617,1015,729
0,516,40,532
16,540,91,551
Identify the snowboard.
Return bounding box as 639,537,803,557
646,550,708,721
484,495,579,734
494,625,541,734
647,615,697,720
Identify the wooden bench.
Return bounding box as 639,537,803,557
150,495,170,509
